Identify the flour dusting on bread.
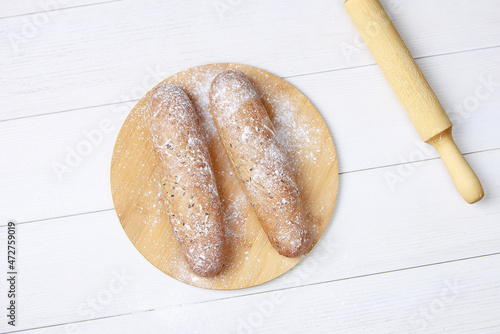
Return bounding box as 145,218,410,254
149,84,226,277
209,70,311,257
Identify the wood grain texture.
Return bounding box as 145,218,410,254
1,0,500,121
0,0,120,19
13,253,500,333
1,48,499,225
1,0,499,332
110,64,338,289
2,150,499,332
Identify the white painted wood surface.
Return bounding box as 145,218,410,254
0,0,499,333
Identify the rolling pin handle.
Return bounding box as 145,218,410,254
427,128,484,204
344,0,484,203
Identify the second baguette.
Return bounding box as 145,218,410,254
209,70,311,257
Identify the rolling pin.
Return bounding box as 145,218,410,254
344,0,484,204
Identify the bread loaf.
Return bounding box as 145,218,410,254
209,70,311,257
149,83,226,277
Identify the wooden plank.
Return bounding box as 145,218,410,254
17,255,500,333
1,149,499,332
1,0,499,120
0,105,123,225
1,2,498,333
288,46,500,173
344,0,484,204
1,48,498,224
0,0,120,19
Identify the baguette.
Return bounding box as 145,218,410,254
209,70,311,257
149,83,226,277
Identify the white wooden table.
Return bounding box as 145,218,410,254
1,0,499,333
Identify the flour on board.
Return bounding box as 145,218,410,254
113,64,335,288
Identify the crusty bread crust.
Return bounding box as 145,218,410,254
210,71,311,257
149,84,226,277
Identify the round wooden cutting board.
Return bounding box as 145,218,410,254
110,63,338,290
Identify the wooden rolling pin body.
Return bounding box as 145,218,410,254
344,0,484,204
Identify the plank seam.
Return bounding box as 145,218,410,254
0,0,123,20
1,45,499,124
1,147,498,228
7,251,500,334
